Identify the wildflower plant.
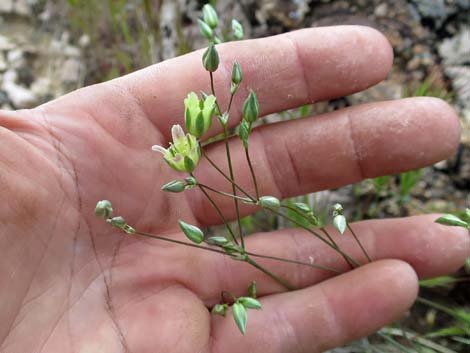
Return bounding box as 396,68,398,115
93,3,469,336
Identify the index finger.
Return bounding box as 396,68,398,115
44,26,393,140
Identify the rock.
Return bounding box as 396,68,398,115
0,35,15,51
61,58,81,83
2,70,37,108
374,3,388,17
0,54,7,72
7,49,26,70
0,0,13,14
30,77,51,98
439,26,470,66
411,0,452,28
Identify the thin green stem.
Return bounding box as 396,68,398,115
245,257,295,291
196,183,239,245
135,230,229,255
245,251,341,274
268,208,361,267
209,71,244,249
347,223,372,263
320,228,356,269
198,183,254,203
200,147,256,201
245,146,260,199
280,205,357,269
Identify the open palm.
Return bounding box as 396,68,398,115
1,26,468,353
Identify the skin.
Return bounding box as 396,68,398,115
0,26,468,353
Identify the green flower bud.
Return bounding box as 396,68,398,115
232,302,247,335
435,214,469,228
238,297,262,310
202,44,219,72
95,200,113,219
232,19,244,40
212,303,228,317
198,19,213,40
184,92,216,138
248,281,257,298
152,125,201,173
108,216,126,228
333,215,347,234
465,208,470,221
161,180,186,193
259,196,281,209
202,4,218,29
332,203,344,216
184,176,198,189
178,220,204,244
238,120,251,149
242,90,259,123
206,236,230,246
231,60,242,85
218,112,229,126
107,216,135,234
293,202,311,214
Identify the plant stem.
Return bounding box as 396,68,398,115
209,72,245,249
198,183,254,203
135,230,229,255
245,251,341,274
196,183,239,245
347,223,372,263
200,146,256,201
245,257,295,290
320,228,355,269
268,208,361,267
245,146,260,199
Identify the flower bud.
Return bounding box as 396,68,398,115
248,281,257,298
212,303,228,317
293,202,311,214
161,180,186,193
202,44,219,72
178,220,204,243
231,60,242,85
232,302,247,335
184,92,216,138
332,203,344,216
333,214,347,234
95,200,113,219
259,196,281,209
238,297,262,310
108,216,126,228
242,90,259,123
202,4,218,29
435,214,469,228
232,19,244,40
198,19,213,40
184,176,198,189
206,236,230,247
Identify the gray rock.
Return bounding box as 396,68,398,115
0,35,15,51
0,0,13,14
61,58,81,83
411,0,453,28
439,26,470,66
2,70,37,108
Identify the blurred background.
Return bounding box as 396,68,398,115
0,0,469,352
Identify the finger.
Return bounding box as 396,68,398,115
191,97,460,225
42,26,392,140
195,215,469,302
211,260,418,353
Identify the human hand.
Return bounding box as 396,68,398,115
0,26,468,353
